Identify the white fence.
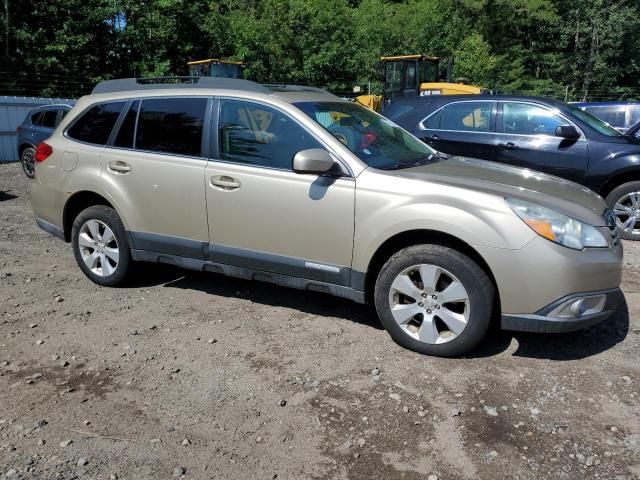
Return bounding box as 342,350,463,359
0,96,75,162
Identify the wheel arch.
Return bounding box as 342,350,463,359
63,191,115,242
18,143,35,157
600,168,640,200
363,229,500,308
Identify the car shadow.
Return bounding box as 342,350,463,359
471,296,630,360
129,264,630,359
0,191,18,202
128,264,382,330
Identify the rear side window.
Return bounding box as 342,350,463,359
424,102,492,132
114,101,140,148
41,110,58,128
67,102,126,145
136,98,207,156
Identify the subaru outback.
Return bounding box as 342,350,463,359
30,78,623,357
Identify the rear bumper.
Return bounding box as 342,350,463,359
501,287,623,333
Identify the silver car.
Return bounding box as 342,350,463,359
30,78,623,357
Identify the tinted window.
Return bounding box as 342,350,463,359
219,100,322,169
58,109,69,125
424,102,492,132
114,101,140,148
631,106,640,125
136,98,206,156
583,106,627,128
67,102,126,145
41,110,58,128
31,111,44,125
500,102,565,136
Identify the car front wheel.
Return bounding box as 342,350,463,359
374,244,494,357
20,147,36,179
71,205,132,286
606,181,640,240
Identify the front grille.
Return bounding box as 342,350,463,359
604,209,619,246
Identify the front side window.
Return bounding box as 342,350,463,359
218,99,322,169
136,98,207,156
296,100,435,170
424,102,492,132
67,102,126,145
500,102,565,136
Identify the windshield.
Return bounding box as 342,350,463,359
565,104,623,137
295,101,436,169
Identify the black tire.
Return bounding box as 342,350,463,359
605,181,640,240
374,244,494,357
20,147,36,179
71,205,132,286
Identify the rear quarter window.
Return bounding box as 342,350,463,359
41,110,58,129
67,102,126,145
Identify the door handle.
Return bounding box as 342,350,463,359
211,175,241,191
426,134,440,141
498,142,518,150
108,160,131,173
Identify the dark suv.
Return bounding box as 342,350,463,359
383,95,640,240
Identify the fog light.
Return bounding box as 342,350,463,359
549,294,606,319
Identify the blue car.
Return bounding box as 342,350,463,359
572,101,640,133
16,104,73,178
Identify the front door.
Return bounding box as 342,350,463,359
418,100,497,161
204,98,355,286
495,101,589,184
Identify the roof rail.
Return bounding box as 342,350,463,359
91,77,271,95
263,84,332,94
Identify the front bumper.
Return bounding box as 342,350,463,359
501,287,623,333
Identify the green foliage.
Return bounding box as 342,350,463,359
0,0,639,100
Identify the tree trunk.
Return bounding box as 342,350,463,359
3,0,8,58
581,25,597,102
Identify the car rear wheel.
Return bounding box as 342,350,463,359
20,147,36,179
606,181,640,240
374,244,494,357
71,205,132,286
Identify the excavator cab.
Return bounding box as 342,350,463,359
382,55,440,101
187,58,245,79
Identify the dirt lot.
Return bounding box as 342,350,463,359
0,162,639,480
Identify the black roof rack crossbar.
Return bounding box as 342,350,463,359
92,77,271,94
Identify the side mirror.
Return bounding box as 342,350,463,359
292,149,335,174
555,125,580,140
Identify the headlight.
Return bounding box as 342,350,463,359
506,197,608,250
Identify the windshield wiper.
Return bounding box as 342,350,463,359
377,152,448,170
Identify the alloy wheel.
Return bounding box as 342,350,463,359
613,192,640,237
388,263,470,345
78,219,119,276
21,149,35,177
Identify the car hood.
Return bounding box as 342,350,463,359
385,156,609,226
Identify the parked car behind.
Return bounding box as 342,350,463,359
30,78,622,357
573,101,640,133
17,104,73,178
383,95,640,240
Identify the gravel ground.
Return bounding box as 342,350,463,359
0,161,639,480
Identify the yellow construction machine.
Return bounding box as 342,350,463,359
356,55,490,111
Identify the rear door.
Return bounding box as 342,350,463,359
100,96,210,254
416,100,497,160
495,101,589,184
